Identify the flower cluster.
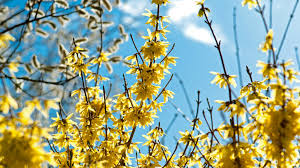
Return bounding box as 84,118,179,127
0,95,53,167
48,1,178,167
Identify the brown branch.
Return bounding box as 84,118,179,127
160,43,175,64
255,0,276,64
162,142,179,168
1,73,78,85
130,34,145,64
154,74,173,101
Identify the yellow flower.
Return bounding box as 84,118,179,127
0,94,18,114
280,60,299,82
141,41,169,61
8,62,19,73
260,29,273,52
91,52,110,66
152,28,170,40
132,81,160,101
53,133,74,149
0,126,49,167
261,100,300,166
257,61,279,79
65,45,88,64
87,73,109,82
215,100,231,112
151,0,169,5
162,89,174,103
163,56,177,68
241,0,257,9
0,33,15,48
135,63,165,85
196,0,206,5
197,1,210,18
210,71,237,88
240,79,268,97
42,99,59,118
211,143,258,168
143,9,158,27
50,113,76,133
179,130,194,145
70,58,91,76
230,99,247,120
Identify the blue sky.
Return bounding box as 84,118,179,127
112,0,300,147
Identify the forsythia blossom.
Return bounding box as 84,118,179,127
0,33,15,48
261,29,274,52
241,0,257,9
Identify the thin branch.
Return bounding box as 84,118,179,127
169,100,193,123
162,143,179,168
154,74,173,101
295,47,300,71
161,113,178,145
95,4,104,87
122,74,134,108
201,4,233,103
269,0,273,28
130,34,144,64
233,7,244,90
174,73,195,118
1,73,78,85
203,110,220,144
0,2,92,34
0,9,25,26
255,0,276,64
275,0,299,61
160,43,175,63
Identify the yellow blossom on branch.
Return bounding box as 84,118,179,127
260,29,274,52
210,71,237,88
152,0,169,5
241,0,257,9
257,61,279,79
0,94,18,114
0,33,15,48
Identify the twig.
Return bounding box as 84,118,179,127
269,0,273,28
154,74,173,101
201,4,233,102
295,47,300,71
95,3,104,87
275,0,299,61
6,77,35,97
162,142,179,168
169,100,192,123
122,74,134,108
0,3,93,34
233,7,244,91
255,0,276,64
174,73,195,118
161,113,178,145
130,34,144,64
1,73,78,85
160,43,175,63
0,9,25,26
201,3,237,146
202,110,220,144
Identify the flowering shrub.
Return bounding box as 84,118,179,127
0,0,299,167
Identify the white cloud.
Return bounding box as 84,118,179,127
167,0,198,23
119,0,151,16
166,0,226,45
123,16,139,27
183,23,214,44
119,0,226,46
